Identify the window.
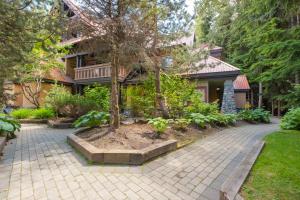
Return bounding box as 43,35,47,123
162,56,173,68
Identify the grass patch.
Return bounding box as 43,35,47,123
241,130,300,200
11,108,54,119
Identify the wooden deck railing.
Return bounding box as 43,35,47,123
74,63,127,81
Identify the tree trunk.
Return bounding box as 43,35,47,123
154,65,169,118
258,82,263,108
277,100,281,117
110,45,120,130
271,99,274,116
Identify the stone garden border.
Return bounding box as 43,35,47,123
67,128,177,165
220,141,265,200
47,119,73,129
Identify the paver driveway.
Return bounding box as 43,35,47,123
0,121,278,200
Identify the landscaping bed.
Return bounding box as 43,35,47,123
76,123,215,150
0,136,6,156
68,122,224,165
48,118,75,129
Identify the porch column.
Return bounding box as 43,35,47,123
221,80,237,114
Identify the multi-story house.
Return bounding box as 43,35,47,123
7,0,251,112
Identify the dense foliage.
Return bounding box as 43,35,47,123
196,0,300,109
280,108,300,130
45,85,108,118
0,115,20,139
73,111,110,128
238,109,271,123
126,74,215,118
83,85,110,112
11,108,54,119
0,0,65,105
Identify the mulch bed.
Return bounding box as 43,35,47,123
76,123,224,150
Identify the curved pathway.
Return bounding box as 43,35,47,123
0,120,279,200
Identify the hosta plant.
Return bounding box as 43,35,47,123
238,109,270,123
207,113,237,126
148,117,169,134
189,113,211,128
73,111,109,128
0,115,21,139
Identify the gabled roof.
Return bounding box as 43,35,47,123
179,56,240,78
233,75,250,90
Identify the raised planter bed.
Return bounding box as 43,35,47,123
68,133,177,165
48,118,75,129
19,119,48,124
0,137,6,156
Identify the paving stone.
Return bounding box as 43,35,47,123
0,122,279,200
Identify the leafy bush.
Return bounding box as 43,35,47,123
11,108,54,119
171,118,191,131
31,108,54,119
11,108,32,119
207,113,237,126
189,113,211,128
84,85,110,112
126,74,210,118
73,111,110,128
238,109,271,123
148,117,169,134
45,84,102,118
280,108,300,130
0,115,21,139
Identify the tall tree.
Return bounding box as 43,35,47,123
74,0,191,129
0,0,64,105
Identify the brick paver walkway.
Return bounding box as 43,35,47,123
0,121,279,200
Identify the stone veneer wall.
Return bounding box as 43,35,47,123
221,80,237,114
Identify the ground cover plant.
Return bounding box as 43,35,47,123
73,111,109,128
280,107,300,130
242,130,300,200
11,108,54,119
148,117,169,135
238,109,271,123
0,115,21,139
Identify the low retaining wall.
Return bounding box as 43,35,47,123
0,137,6,156
48,120,73,129
67,133,177,165
220,141,265,200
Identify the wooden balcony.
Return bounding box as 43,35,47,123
74,63,127,81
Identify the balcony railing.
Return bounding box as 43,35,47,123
74,63,127,81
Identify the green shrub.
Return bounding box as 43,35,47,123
189,113,211,128
238,109,271,123
73,111,110,128
45,84,101,118
148,117,169,134
11,108,32,119
11,108,54,119
280,108,300,130
171,118,191,131
0,115,21,139
31,108,54,119
207,113,237,126
84,85,110,112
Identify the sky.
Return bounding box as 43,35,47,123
186,0,196,15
